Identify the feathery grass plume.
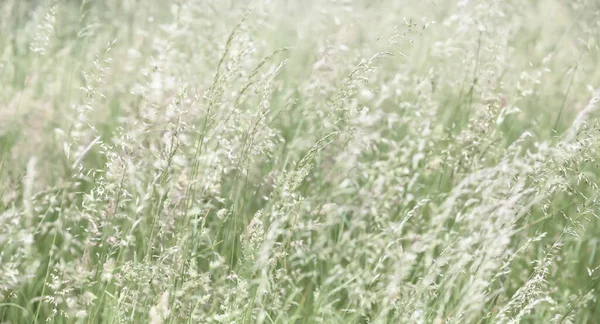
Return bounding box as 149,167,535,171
30,4,56,56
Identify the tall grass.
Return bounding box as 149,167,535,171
1,0,600,323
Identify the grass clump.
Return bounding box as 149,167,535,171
1,0,600,323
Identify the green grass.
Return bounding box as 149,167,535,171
1,0,600,323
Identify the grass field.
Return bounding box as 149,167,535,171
1,0,600,323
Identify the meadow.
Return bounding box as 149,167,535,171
1,0,600,323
